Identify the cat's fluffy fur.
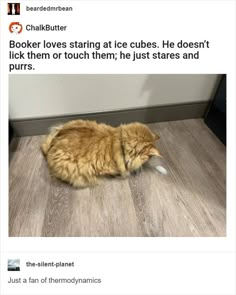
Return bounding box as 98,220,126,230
41,120,161,187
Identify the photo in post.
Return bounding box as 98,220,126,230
9,74,226,237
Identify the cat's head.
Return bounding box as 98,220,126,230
120,123,161,172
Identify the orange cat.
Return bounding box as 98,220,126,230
41,120,161,187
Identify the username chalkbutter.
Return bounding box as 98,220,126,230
26,24,67,31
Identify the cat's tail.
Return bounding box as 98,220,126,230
41,125,63,155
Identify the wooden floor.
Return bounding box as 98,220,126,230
9,119,226,237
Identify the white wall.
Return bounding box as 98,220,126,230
9,74,220,119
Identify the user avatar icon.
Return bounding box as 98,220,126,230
9,22,23,34
8,3,20,15
8,259,20,271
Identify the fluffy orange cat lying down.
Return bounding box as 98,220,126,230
41,120,161,187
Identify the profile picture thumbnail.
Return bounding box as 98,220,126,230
9,22,23,34
8,3,20,15
8,259,20,271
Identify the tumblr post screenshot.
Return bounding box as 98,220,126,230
0,1,235,294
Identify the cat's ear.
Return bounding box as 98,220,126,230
149,147,162,158
153,133,160,141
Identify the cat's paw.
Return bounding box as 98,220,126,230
120,171,130,178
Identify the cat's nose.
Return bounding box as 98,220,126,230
132,167,142,175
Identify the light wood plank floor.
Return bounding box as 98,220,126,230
9,119,226,237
